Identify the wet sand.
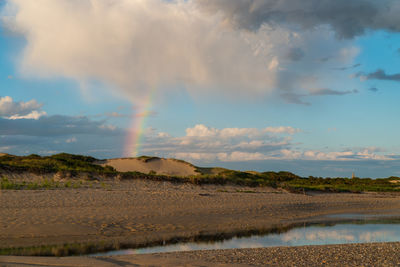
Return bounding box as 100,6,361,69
1,179,400,266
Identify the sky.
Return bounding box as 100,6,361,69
1,0,400,178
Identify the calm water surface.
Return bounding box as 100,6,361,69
93,216,400,256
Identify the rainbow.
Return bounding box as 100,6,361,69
124,88,156,158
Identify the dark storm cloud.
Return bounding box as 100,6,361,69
196,0,400,38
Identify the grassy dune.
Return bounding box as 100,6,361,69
1,153,400,193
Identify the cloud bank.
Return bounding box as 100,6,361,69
196,0,400,39
0,95,389,163
0,115,121,137
141,124,392,162
0,96,123,157
2,0,361,103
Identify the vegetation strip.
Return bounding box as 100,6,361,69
1,153,400,192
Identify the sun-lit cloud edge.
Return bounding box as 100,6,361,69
140,124,396,162
1,0,362,106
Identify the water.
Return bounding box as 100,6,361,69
93,216,400,256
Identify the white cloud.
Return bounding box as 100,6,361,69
185,124,300,138
8,110,47,120
2,0,359,103
219,151,268,161
169,149,392,162
186,124,217,137
141,124,394,162
157,132,171,138
144,124,297,161
283,149,392,161
0,96,45,119
264,126,301,135
172,151,269,162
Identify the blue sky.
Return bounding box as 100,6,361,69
2,0,400,178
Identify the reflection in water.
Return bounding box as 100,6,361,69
94,222,400,256
281,225,395,244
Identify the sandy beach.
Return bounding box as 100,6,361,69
1,179,400,266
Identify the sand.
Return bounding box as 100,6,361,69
3,243,400,266
1,179,400,266
100,157,198,176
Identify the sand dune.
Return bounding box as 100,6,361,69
100,157,199,176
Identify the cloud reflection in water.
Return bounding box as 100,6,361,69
96,223,400,256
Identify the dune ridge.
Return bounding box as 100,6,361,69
99,157,200,176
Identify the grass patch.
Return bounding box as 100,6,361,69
0,176,62,190
0,153,116,175
283,176,400,193
0,242,118,257
136,156,160,163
